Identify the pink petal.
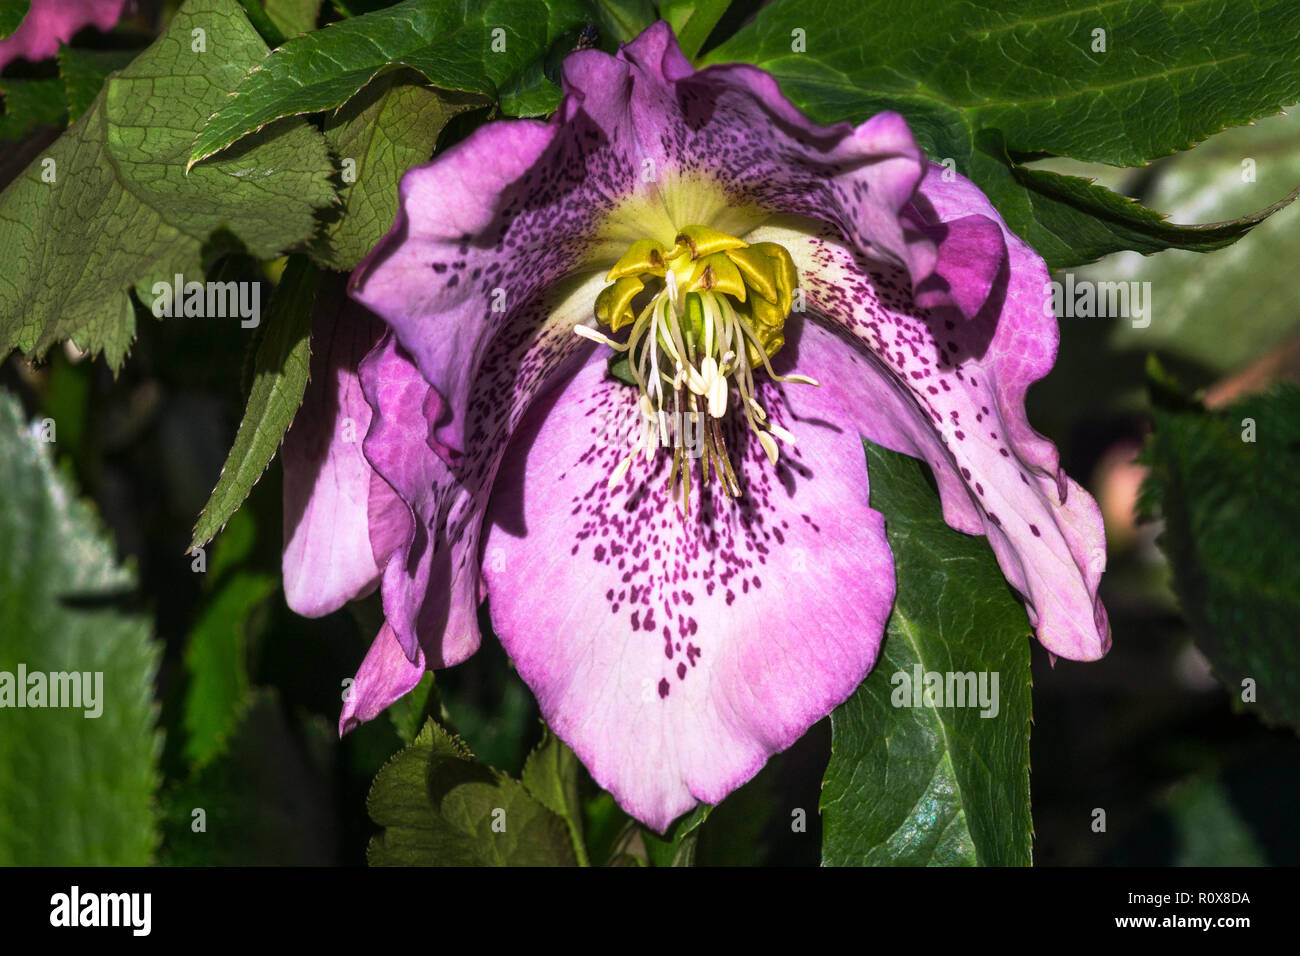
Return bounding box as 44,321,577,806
356,265,610,663
750,164,1109,660
483,356,895,832
356,331,482,668
0,0,126,70
340,622,426,735
282,300,401,617
349,113,609,456
911,213,1008,319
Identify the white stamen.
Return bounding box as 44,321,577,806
768,423,796,445
592,235,815,497
573,323,627,350
665,269,682,317
707,371,728,418
780,373,821,387
608,453,634,490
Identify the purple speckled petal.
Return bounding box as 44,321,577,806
282,299,404,617
613,24,1006,318
355,279,604,668
0,0,126,70
351,22,982,464
747,166,1109,660
910,213,1008,318
483,356,895,832
789,316,1108,660
340,622,426,735
350,107,631,456
319,23,1109,805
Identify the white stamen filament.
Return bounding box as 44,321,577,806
573,323,629,350
665,268,683,317
577,250,818,497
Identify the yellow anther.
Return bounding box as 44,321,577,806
753,242,798,316
737,292,787,365
723,245,780,303
669,224,749,261
733,243,797,314
595,275,645,331
606,239,667,282
686,252,746,301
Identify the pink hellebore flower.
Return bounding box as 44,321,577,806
0,0,127,72
282,23,1110,832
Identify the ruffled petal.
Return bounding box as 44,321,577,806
614,24,1005,318
282,298,401,617
483,356,895,832
910,213,1008,318
340,622,426,735
356,331,478,667
356,275,606,666
746,165,1109,660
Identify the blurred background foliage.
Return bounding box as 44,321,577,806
1,0,1298,865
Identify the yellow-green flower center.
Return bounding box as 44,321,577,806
574,225,817,499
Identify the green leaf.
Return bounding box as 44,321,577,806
181,570,277,768
311,71,483,271
0,391,161,864
1104,740,1300,865
708,0,1300,165
387,671,439,745
161,690,341,864
0,77,67,141
189,0,590,167
0,1,29,41
970,129,1298,270
1151,774,1268,866
57,46,137,123
439,648,537,774
332,0,407,15
1140,386,1300,730
706,0,1300,268
264,0,323,38
658,0,729,61
236,0,288,45
1100,110,1300,373
582,791,638,865
642,803,710,866
521,726,589,864
367,720,579,865
190,255,319,551
0,0,335,368
586,0,655,46
820,443,1032,866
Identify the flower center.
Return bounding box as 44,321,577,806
573,225,817,500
